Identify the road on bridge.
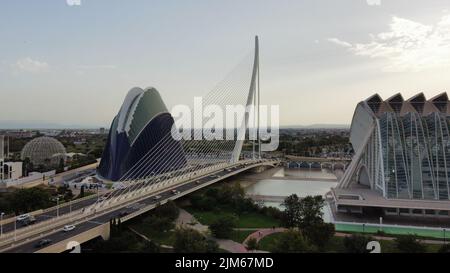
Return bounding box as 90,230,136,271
2,160,279,253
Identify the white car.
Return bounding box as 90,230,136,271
17,214,31,222
63,225,76,232
153,195,162,200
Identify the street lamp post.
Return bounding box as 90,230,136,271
363,223,366,233
56,197,60,218
14,217,17,242
0,212,4,237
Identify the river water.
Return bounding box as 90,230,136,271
244,168,340,222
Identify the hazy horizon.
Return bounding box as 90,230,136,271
1,0,450,127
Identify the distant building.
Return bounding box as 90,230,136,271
98,87,186,181
0,136,4,182
2,162,23,180
334,93,450,218
73,138,87,145
21,136,66,167
4,130,34,139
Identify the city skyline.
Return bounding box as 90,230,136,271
1,1,450,128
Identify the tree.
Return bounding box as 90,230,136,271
303,222,335,249
271,230,315,253
79,185,85,198
153,200,179,221
343,234,373,253
298,196,325,230
89,230,159,253
281,194,301,228
7,187,52,214
173,227,218,253
57,158,65,173
22,157,32,176
143,215,175,233
57,185,74,201
438,244,450,253
282,195,333,249
395,235,426,253
191,195,216,211
209,214,237,239
246,237,259,251
139,241,161,253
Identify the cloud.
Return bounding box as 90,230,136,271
366,0,381,6
13,57,49,73
327,38,352,48
328,15,450,72
77,64,117,70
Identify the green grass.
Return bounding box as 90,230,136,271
256,232,444,253
185,207,281,228
257,232,284,252
230,230,255,244
130,224,176,246
335,223,447,239
148,231,175,246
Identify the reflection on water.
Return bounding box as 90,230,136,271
245,168,338,222
274,168,337,180
245,179,337,198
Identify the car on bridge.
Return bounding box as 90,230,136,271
171,189,180,195
34,239,52,248
17,214,31,222
153,195,162,200
63,225,76,232
119,211,129,217
20,215,37,226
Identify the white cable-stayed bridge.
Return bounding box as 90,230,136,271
0,36,281,253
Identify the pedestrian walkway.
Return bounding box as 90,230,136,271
243,228,287,245
175,209,255,252
175,208,209,233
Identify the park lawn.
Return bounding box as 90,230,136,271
257,232,443,253
130,223,176,246
230,229,256,244
185,207,281,228
147,231,176,246
257,232,284,252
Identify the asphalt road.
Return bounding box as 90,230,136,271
3,162,264,253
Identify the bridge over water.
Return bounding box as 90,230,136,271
284,155,351,171
0,36,282,253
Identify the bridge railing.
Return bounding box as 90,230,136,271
0,159,278,251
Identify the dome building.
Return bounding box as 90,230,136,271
98,87,186,181
21,137,66,167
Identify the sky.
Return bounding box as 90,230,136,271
1,0,450,128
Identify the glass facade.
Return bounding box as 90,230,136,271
366,109,449,200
